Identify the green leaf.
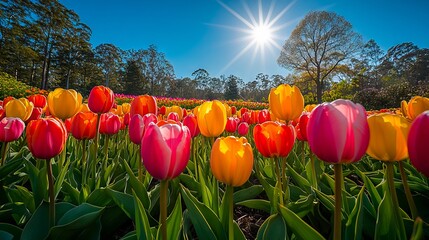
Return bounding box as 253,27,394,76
279,204,326,240
48,203,104,239
353,166,382,206
86,188,112,207
410,217,423,240
61,181,80,205
0,155,24,181
287,163,311,193
181,185,226,240
345,186,365,240
119,157,150,209
237,199,271,214
107,188,135,220
54,159,70,199
133,190,152,240
0,223,22,240
166,193,183,240
0,230,13,240
4,185,35,213
256,213,288,240
233,185,264,203
313,188,335,212
286,194,315,218
375,186,396,240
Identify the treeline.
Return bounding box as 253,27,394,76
1,1,428,109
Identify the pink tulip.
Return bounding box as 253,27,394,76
307,99,369,164
167,112,179,122
141,122,191,180
182,114,200,138
129,114,145,145
408,111,429,177
237,122,249,136
0,117,25,142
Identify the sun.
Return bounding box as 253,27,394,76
216,0,296,73
252,24,273,46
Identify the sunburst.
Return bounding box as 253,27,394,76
217,0,296,73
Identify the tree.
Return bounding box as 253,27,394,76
224,75,240,100
94,43,124,91
124,60,146,95
277,11,362,103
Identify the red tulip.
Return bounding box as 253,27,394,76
258,109,271,123
237,122,249,136
307,99,369,164
99,113,121,135
241,111,251,124
28,94,47,110
408,111,429,177
123,113,131,126
141,123,191,180
296,112,309,141
253,121,296,158
0,107,5,120
183,114,200,138
225,117,238,133
167,112,179,122
26,118,67,159
70,112,97,140
25,107,43,124
88,86,114,114
0,117,25,142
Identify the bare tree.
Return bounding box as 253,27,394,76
277,11,362,103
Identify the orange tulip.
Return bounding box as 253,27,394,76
130,95,158,117
253,121,296,158
70,112,97,140
210,136,254,186
197,100,227,137
269,84,304,121
26,118,67,160
407,96,429,120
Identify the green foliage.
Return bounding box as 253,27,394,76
0,72,33,99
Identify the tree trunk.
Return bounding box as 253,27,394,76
316,82,323,104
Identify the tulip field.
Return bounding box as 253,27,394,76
1,84,429,240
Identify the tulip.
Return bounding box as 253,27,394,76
296,112,309,141
167,112,179,122
240,111,251,124
79,103,91,113
99,113,121,135
129,114,146,145
306,99,369,240
210,136,253,240
183,114,200,138
225,117,238,133
122,103,131,114
304,104,317,112
400,100,409,119
366,114,410,162
26,117,67,227
5,98,34,121
0,117,25,165
70,112,97,140
123,113,131,126
141,122,191,240
269,84,304,121
210,136,254,187
166,105,183,120
2,96,15,108
130,95,158,117
407,96,429,120
25,107,43,124
258,109,271,123
408,111,429,177
0,107,4,120
28,94,47,110
197,100,227,137
253,121,296,158
88,85,114,114
47,88,82,120
237,122,249,136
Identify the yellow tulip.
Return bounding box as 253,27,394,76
48,88,82,120
304,104,317,112
210,136,254,187
400,100,409,119
5,98,34,121
197,100,227,137
269,84,304,121
122,103,131,114
407,96,429,120
367,113,410,161
79,103,91,113
223,103,232,117
166,105,183,120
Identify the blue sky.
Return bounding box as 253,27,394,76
61,0,429,82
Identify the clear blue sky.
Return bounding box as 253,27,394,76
60,0,429,82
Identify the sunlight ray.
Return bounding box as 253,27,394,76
220,40,257,74
218,1,254,29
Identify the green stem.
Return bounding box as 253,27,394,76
47,158,55,228
310,152,318,189
301,141,305,166
273,157,284,206
193,139,198,180
399,161,418,219
160,180,169,240
226,185,234,240
82,140,87,186
138,145,142,182
334,164,343,240
93,113,101,180
1,142,8,166
386,162,407,239
281,157,289,203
